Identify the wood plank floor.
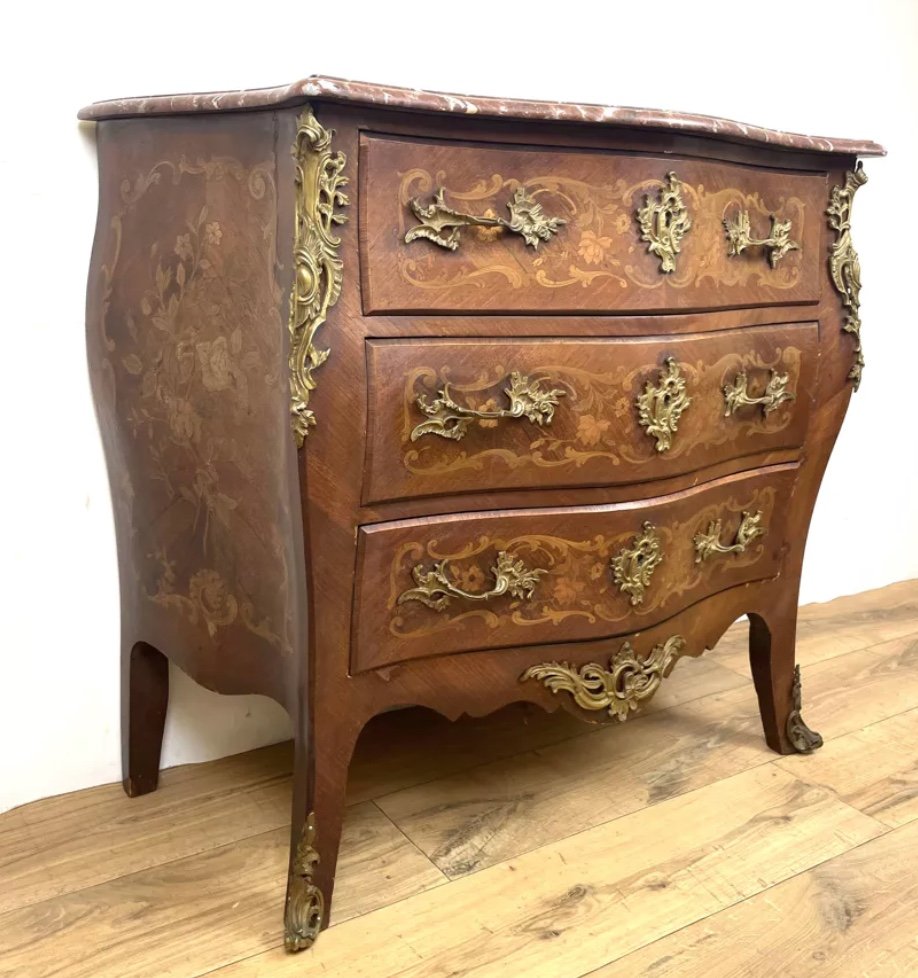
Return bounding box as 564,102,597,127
2,581,917,978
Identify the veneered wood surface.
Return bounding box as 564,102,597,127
83,91,877,948
359,133,826,314
4,582,914,977
364,322,817,504
353,464,796,671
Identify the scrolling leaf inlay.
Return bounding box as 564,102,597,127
723,369,795,417
723,210,799,267
411,371,566,442
610,522,664,606
636,357,692,452
288,106,349,445
694,510,765,563
827,163,868,389
397,550,547,612
521,636,689,721
284,812,324,951
405,186,566,251
636,172,693,274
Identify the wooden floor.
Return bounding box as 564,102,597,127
2,582,918,978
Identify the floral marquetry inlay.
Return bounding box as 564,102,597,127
95,148,294,655
386,484,778,644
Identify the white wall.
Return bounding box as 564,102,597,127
2,0,916,813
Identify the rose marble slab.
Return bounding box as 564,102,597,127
78,74,885,157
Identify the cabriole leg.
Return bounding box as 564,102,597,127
284,717,360,952
748,610,823,755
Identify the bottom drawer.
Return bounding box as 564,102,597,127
351,465,795,672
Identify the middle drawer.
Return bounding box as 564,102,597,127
364,322,816,504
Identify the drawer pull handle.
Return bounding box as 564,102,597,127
411,371,566,442
723,210,799,267
723,369,795,417
405,186,566,251
611,522,664,606
636,172,693,274
637,357,692,453
694,510,765,563
397,551,547,612
521,635,688,721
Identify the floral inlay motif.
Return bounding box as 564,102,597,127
95,152,292,653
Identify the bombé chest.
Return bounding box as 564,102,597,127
81,77,882,951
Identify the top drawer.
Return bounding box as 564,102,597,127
359,134,826,315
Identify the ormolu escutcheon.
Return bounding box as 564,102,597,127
636,357,692,452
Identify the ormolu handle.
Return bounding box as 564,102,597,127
694,511,765,563
397,551,547,612
411,371,566,442
723,370,795,417
405,186,566,251
723,210,799,267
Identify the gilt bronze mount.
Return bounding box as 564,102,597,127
521,635,690,721
411,372,565,442
405,186,566,251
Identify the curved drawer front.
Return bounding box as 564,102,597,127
359,133,826,314
352,465,795,672
364,323,816,504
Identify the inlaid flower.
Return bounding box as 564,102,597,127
174,233,194,261
452,563,487,593
553,577,581,605
578,230,613,265
614,212,631,235
475,397,500,428
576,414,611,447
165,394,201,443
589,561,606,581
188,569,238,636
205,221,223,245
197,336,233,391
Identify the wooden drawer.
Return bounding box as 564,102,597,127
359,133,827,314
352,465,795,672
363,322,816,504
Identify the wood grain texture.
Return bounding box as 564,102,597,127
374,632,918,877
0,803,444,978
214,765,883,978
360,134,826,314
355,465,795,670
1,582,915,977
364,324,816,504
592,821,918,978
83,90,879,944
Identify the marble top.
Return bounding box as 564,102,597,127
78,75,885,157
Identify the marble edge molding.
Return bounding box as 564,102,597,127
77,74,886,157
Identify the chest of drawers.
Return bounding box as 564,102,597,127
80,77,884,951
